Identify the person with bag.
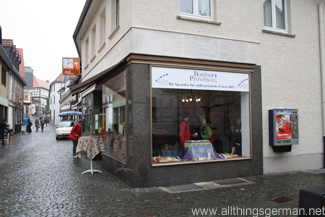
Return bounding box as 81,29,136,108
68,119,83,158
27,119,33,133
35,118,40,131
40,117,45,132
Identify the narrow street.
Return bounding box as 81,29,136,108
0,122,325,216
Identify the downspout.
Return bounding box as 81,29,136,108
319,2,325,168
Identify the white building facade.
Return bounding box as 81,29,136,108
71,0,325,187
49,75,65,125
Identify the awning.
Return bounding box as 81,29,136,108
58,111,82,117
0,95,9,107
70,58,126,96
81,84,96,97
71,98,82,110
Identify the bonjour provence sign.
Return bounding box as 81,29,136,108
151,67,249,92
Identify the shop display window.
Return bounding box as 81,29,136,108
82,91,103,136
151,67,251,165
101,70,127,163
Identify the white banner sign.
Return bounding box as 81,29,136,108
152,67,249,92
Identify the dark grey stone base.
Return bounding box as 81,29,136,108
102,63,263,188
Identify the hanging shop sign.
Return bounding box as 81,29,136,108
152,67,249,92
62,57,80,75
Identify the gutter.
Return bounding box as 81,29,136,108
319,1,325,168
73,0,92,57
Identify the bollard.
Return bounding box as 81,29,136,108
299,187,325,217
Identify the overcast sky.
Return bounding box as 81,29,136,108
0,0,86,82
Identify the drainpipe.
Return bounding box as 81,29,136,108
319,1,325,168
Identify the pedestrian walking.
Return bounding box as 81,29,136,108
35,119,39,131
27,119,32,133
0,118,11,146
40,117,45,132
68,119,83,158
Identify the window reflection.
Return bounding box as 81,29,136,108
180,0,193,14
101,71,127,163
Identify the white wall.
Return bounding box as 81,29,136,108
79,0,133,80
50,82,63,125
77,0,324,173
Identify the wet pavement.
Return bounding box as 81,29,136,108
0,122,325,216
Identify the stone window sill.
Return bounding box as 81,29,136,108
98,42,105,53
90,55,96,63
176,15,221,25
109,25,120,40
262,29,295,38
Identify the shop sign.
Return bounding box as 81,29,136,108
62,57,80,75
152,67,249,92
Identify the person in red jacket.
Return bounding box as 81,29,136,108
179,111,192,158
70,119,83,158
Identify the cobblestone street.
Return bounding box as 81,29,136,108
0,123,325,216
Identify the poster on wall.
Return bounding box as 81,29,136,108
276,114,291,140
152,67,249,92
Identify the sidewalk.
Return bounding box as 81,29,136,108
0,123,324,216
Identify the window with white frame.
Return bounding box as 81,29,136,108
111,0,120,32
100,7,106,47
263,0,287,32
180,0,212,19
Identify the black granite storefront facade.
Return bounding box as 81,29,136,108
102,62,263,188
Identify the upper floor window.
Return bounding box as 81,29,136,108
91,25,96,60
263,0,287,32
85,37,89,64
116,0,120,27
100,7,106,47
24,92,28,99
1,67,6,86
180,0,212,19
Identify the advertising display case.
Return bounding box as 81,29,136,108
269,109,299,152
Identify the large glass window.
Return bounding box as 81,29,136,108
151,67,251,165
263,0,287,31
180,0,211,18
102,70,127,163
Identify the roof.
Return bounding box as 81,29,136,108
17,48,25,79
0,44,26,86
53,74,66,83
73,0,93,57
33,75,50,89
